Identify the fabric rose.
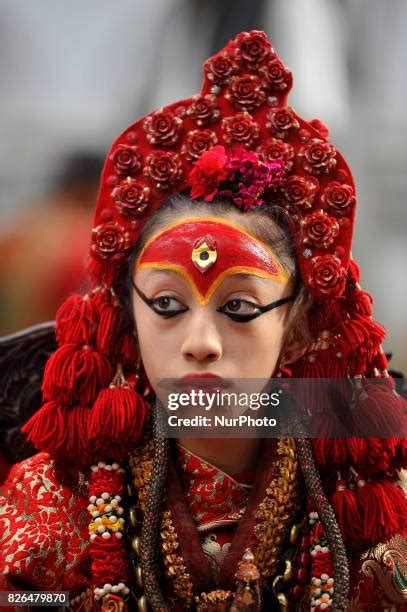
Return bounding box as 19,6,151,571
321,181,355,217
110,145,142,176
182,129,218,161
188,145,228,201
308,254,346,297
222,112,260,148
303,211,339,249
267,108,299,139
111,178,150,216
143,109,182,146
299,139,337,175
282,175,319,209
309,119,330,139
256,138,294,171
260,59,292,92
91,222,131,261
226,75,266,111
235,31,273,68
187,94,220,126
145,151,183,190
204,52,239,85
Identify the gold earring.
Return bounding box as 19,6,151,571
135,352,142,380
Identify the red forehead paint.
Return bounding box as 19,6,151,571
136,217,289,305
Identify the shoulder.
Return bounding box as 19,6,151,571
0,452,91,591
1,451,89,498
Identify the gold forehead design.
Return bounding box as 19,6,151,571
136,217,290,305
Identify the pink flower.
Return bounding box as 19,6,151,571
188,145,286,211
223,147,286,211
188,145,228,201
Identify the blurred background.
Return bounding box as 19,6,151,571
0,0,406,369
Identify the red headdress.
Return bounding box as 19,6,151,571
21,30,406,611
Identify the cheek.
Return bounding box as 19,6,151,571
228,318,286,376
133,302,180,384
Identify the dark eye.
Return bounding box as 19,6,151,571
150,295,188,318
217,299,261,322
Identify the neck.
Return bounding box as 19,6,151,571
177,437,261,476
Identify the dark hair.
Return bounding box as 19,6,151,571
124,194,313,366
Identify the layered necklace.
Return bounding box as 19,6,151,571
127,407,306,610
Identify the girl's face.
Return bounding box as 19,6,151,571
131,214,295,392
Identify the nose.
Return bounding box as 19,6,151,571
180,310,222,363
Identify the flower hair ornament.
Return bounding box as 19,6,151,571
189,144,287,210
20,31,406,611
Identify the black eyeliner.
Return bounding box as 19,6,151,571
131,280,188,318
132,279,294,323
217,295,294,323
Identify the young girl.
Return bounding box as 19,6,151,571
0,30,406,611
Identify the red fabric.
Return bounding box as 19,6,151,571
0,452,95,611
1,451,406,610
175,443,254,584
89,30,356,304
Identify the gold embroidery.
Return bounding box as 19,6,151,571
195,588,233,611
253,438,301,579
128,439,154,512
360,534,407,605
160,509,195,604
0,452,89,588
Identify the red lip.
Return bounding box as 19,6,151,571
177,373,230,390
182,373,223,380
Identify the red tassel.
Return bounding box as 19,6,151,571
89,367,147,459
372,349,388,372
350,379,406,438
337,314,386,355
42,344,113,405
393,438,407,470
96,299,126,356
313,438,360,470
360,438,398,475
352,468,407,546
55,293,98,346
21,401,94,465
348,259,361,283
86,257,116,287
352,291,373,316
330,473,362,547
119,332,139,369
347,437,368,466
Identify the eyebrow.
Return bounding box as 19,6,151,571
144,269,181,279
144,270,268,280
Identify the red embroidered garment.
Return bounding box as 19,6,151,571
1,450,406,610
175,443,254,583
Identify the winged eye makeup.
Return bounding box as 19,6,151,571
131,278,294,323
